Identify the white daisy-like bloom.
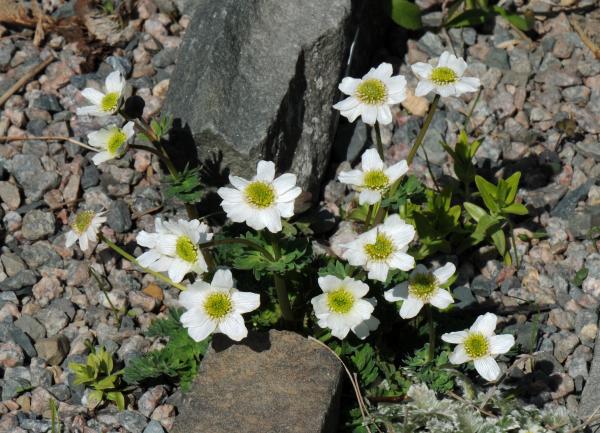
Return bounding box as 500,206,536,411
65,210,107,251
217,160,302,233
411,51,481,98
179,268,260,342
342,214,415,282
333,63,407,126
384,262,455,319
88,122,135,165
136,218,213,283
76,71,126,116
338,148,408,205
441,312,515,382
311,275,380,340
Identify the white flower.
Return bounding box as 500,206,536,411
342,214,415,282
88,122,135,165
65,210,107,251
136,218,212,283
411,51,480,98
179,268,260,342
333,63,407,125
311,275,380,340
384,262,455,319
338,148,408,205
77,71,126,116
217,160,302,233
441,312,515,382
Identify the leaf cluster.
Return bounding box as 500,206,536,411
123,309,209,391
163,164,204,204
68,346,126,410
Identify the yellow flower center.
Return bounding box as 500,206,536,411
355,78,387,105
244,181,275,208
463,332,490,359
203,292,233,319
363,169,389,190
408,272,437,301
326,288,355,314
100,91,120,113
175,236,198,263
107,128,128,155
72,211,95,235
364,233,394,261
430,67,458,86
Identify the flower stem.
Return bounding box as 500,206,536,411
365,204,374,228
508,219,521,269
197,238,275,262
269,233,294,323
374,122,384,160
407,94,440,165
427,305,436,363
98,233,188,291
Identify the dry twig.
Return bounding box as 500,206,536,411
0,56,54,107
570,16,600,59
0,135,96,152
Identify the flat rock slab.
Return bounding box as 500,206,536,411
580,327,600,426
172,330,343,433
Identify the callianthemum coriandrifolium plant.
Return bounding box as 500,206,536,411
68,346,126,410
66,49,524,419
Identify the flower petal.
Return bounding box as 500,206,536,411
92,151,114,165
179,289,206,310
211,268,234,289
489,334,515,355
361,148,384,171
411,62,433,79
186,318,217,342
470,312,497,336
105,71,124,93
384,160,408,182
415,80,435,97
366,262,389,282
168,259,190,283
384,281,409,302
361,105,378,126
441,330,468,344
388,252,415,271
81,88,105,105
359,189,382,205
218,314,248,341
473,356,501,382
232,291,260,314
333,95,360,111
259,207,282,233
338,169,364,186
399,296,424,319
338,77,361,95
449,344,470,364
377,105,393,125
433,262,456,285
272,173,297,194
372,62,393,80
429,288,454,309
255,160,275,182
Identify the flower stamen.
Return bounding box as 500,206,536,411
100,92,120,113
107,129,127,155
355,78,387,105
430,67,458,86
364,233,395,261
408,273,437,301
363,170,389,191
175,236,198,263
463,332,490,359
244,181,276,208
72,211,95,235
203,292,233,320
327,288,355,314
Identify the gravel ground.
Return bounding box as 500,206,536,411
0,0,599,432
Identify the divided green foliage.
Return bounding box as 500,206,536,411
318,260,355,279
382,175,426,214
68,346,126,410
164,164,204,204
441,129,481,195
403,346,455,393
123,309,209,391
573,267,589,287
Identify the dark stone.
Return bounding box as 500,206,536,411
551,179,596,219
0,322,37,357
0,269,38,292
172,330,343,433
81,164,101,189
580,328,600,420
105,56,133,77
26,118,48,136
14,315,46,341
151,49,178,68
107,200,132,233
117,410,148,433
20,241,62,269
7,154,60,201
569,206,600,239
164,0,380,195
32,94,62,112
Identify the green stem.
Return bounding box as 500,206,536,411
427,305,436,362
197,238,275,261
407,94,440,165
374,122,384,160
99,233,188,291
464,88,482,132
508,219,521,269
365,204,374,228
269,233,294,323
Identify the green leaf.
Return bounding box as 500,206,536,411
475,175,500,214
445,8,489,28
493,6,534,31
491,229,506,255
463,202,487,222
390,0,422,30
504,171,522,204
573,267,589,287
502,203,528,216
107,391,126,411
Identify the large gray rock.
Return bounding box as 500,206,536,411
580,326,600,424
165,0,367,195
172,330,343,433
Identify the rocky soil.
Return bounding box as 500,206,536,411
0,0,598,432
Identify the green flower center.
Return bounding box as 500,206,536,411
327,288,355,314
355,78,387,105
409,273,437,301
364,233,394,261
244,181,276,208
100,92,120,113
175,236,198,263
203,292,233,320
72,210,95,235
430,67,458,86
463,332,490,359
107,129,127,155
363,169,389,190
